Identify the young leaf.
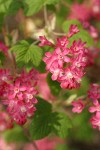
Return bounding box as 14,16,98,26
10,40,43,68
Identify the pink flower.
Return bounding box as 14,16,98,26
90,112,100,130
0,69,12,83
69,3,91,21
88,84,100,101
39,36,53,47
92,0,100,20
89,100,100,113
88,26,99,39
72,99,85,113
41,25,88,89
59,67,83,89
56,36,69,50
68,25,79,38
2,69,38,125
0,42,8,55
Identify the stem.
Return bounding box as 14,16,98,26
52,31,66,36
23,126,39,150
44,5,49,26
61,0,71,9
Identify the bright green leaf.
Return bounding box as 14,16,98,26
23,0,46,16
10,40,43,68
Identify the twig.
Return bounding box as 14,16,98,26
44,5,49,26
23,126,39,150
61,0,71,9
52,31,66,36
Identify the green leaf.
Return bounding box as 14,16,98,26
23,0,46,16
35,97,52,115
47,73,61,96
4,126,29,142
26,45,43,67
30,97,72,140
23,0,60,16
30,97,52,140
30,113,53,140
7,0,23,15
10,40,43,68
53,112,72,138
0,0,13,13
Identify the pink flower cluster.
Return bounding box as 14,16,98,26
88,84,100,130
39,25,89,89
69,3,92,22
0,68,38,125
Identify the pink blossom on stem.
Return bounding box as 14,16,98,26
88,84,100,101
89,100,100,113
90,112,100,130
68,25,80,38
69,3,92,21
42,25,88,89
72,99,85,113
39,36,54,47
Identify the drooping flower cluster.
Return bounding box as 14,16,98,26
39,25,89,89
88,84,100,130
0,68,38,125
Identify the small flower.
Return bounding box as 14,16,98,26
72,99,85,113
90,112,100,130
89,100,100,113
68,25,79,38
88,84,100,101
39,36,53,47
